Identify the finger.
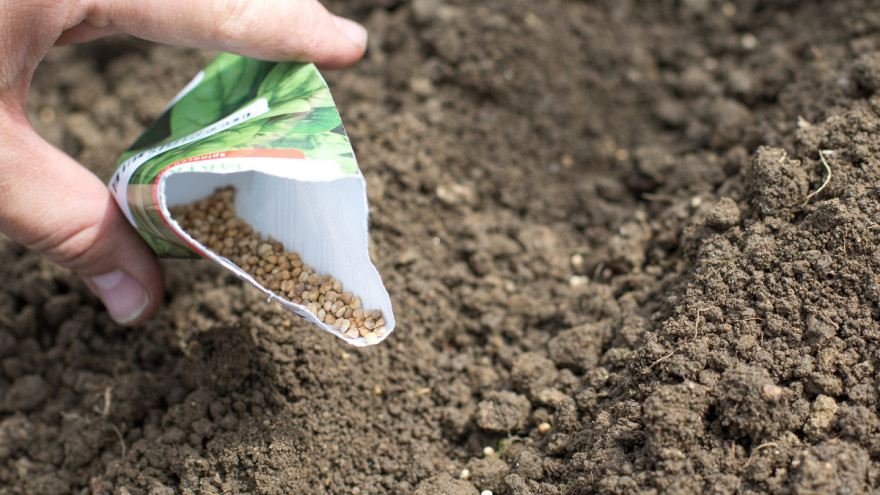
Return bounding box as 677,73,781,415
55,22,121,45
78,0,368,69
0,117,164,325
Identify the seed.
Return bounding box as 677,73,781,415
538,422,551,434
170,186,388,343
338,319,351,332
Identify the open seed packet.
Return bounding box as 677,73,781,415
109,53,394,346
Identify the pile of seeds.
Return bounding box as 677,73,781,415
169,186,386,343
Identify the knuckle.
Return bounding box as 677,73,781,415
27,221,103,272
209,0,255,41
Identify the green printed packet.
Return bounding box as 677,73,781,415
109,53,394,347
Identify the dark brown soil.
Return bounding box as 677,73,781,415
4,0,880,493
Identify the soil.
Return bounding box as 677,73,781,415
4,0,880,493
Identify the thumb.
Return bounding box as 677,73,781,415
0,118,163,325
58,0,368,69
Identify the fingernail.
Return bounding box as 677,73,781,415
90,271,150,325
333,16,368,48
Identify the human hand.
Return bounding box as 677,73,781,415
0,0,367,325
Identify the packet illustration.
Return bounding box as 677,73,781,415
108,53,394,346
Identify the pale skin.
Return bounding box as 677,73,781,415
0,0,367,325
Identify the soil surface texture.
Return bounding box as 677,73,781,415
5,0,880,493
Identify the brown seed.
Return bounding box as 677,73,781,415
171,186,386,342
363,332,378,344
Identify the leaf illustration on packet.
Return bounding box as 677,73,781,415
108,53,394,346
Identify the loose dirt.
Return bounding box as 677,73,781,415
3,0,880,493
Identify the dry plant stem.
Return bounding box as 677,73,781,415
642,349,677,374
170,186,385,341
802,150,833,207
742,442,779,469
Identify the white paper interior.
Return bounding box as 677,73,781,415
162,170,395,346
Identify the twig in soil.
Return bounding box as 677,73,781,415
742,442,779,469
802,150,833,207
642,349,677,374
110,423,127,460
101,386,112,417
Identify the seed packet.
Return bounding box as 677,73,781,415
109,53,394,346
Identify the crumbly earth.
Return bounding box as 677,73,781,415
3,0,880,493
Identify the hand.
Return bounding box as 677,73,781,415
0,0,367,325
